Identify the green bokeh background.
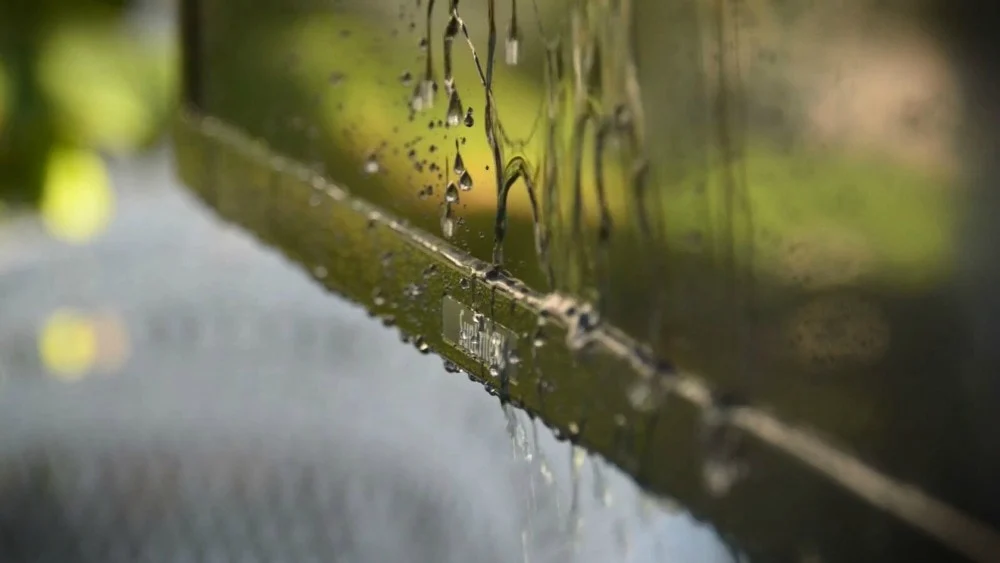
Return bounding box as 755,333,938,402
0,0,177,206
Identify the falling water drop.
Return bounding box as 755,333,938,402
458,170,473,191
446,90,464,127
411,80,437,111
591,458,612,507
363,153,380,174
569,445,586,540
441,207,456,239
505,35,520,66
626,378,664,412
538,459,554,485
505,1,520,65
445,183,460,203
503,403,532,462
532,327,546,348
701,405,747,498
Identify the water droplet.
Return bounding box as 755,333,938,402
532,328,546,348
453,151,465,175
445,183,460,203
505,36,520,65
440,212,456,239
403,283,424,298
508,352,521,365
411,80,437,112
459,278,471,290
701,406,747,498
312,265,328,279
539,460,554,485
363,154,380,174
443,359,460,373
464,108,475,127
591,459,612,507
627,379,661,412
567,421,581,438
414,336,431,354
372,289,386,307
381,315,396,327
446,90,463,127
488,364,501,378
445,14,461,40
399,70,413,85
458,170,473,191
703,458,745,498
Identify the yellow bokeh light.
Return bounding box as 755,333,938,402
40,146,114,244
39,309,99,381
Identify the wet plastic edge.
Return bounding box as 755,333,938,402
170,109,999,563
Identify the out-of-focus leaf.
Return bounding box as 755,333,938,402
40,145,114,243
37,22,177,154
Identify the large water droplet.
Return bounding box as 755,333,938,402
446,90,464,127
505,36,520,65
445,183,460,203
441,211,456,239
458,170,473,191
445,14,461,40
411,80,437,112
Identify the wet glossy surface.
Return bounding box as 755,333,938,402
0,151,739,563
178,0,1000,560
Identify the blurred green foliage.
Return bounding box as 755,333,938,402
0,0,178,206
